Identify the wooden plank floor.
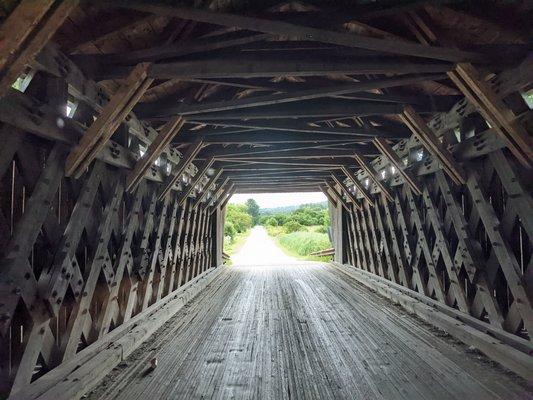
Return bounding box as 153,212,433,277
88,263,531,400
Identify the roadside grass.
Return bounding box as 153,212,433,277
224,229,251,265
265,225,332,262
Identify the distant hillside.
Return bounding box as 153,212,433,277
260,201,328,215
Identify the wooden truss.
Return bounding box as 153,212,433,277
0,0,532,396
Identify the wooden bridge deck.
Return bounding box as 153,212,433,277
88,263,530,400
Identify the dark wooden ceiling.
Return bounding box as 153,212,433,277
8,0,532,193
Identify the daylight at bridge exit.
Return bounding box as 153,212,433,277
0,0,532,399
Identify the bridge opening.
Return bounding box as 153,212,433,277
0,1,532,399
223,192,333,264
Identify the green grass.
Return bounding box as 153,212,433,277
265,225,332,262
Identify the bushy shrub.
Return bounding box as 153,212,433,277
284,220,304,233
224,222,236,240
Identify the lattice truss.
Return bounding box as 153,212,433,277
0,143,218,393
340,98,533,343
0,0,532,396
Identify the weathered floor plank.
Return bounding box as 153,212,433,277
89,263,531,400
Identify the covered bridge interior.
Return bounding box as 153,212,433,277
0,0,532,399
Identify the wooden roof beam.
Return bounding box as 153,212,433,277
99,56,452,80
236,187,319,193
231,174,328,181
200,141,370,159
207,148,370,160
224,169,335,177
137,73,446,118
186,102,408,121
79,31,272,65
185,120,408,139
182,131,372,145
123,3,485,62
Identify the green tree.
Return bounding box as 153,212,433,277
265,217,278,226
274,214,288,225
245,198,260,225
226,204,252,233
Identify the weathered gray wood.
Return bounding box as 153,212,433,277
59,179,125,362
332,262,533,380
10,267,225,400
77,263,531,399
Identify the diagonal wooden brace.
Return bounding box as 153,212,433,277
193,169,224,209
323,180,350,212
448,63,532,169
373,137,423,196
65,62,153,177
400,105,466,185
126,116,185,192
159,139,204,201
331,173,362,211
353,153,394,202
340,165,374,206
0,0,78,98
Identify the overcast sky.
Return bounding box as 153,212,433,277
229,192,327,209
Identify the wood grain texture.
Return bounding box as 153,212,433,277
88,263,530,400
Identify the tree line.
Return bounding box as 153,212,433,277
225,199,330,241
